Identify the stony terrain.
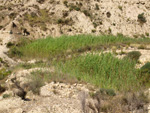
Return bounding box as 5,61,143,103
0,0,150,38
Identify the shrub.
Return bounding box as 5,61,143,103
16,38,32,47
3,94,11,98
27,70,51,94
108,28,112,34
118,6,123,11
106,12,111,18
92,29,96,33
28,74,44,94
0,57,3,63
6,42,15,48
57,18,73,25
21,64,33,69
57,19,63,24
95,4,99,10
100,88,116,96
138,13,147,23
93,22,98,28
69,5,80,11
40,24,47,31
145,32,149,37
9,47,23,57
36,0,45,4
141,62,150,73
139,62,150,86
0,68,11,80
9,13,17,19
63,1,68,7
125,51,141,61
83,10,91,17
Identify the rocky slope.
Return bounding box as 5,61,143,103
0,0,150,38
0,67,149,113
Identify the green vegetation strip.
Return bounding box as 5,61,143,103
56,53,141,91
8,35,150,91
9,35,150,59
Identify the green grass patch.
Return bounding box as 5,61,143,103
56,53,141,91
8,35,150,91
9,35,150,60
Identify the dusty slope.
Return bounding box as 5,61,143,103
0,29,16,65
0,0,150,38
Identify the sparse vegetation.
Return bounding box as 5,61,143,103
97,91,148,112
24,9,50,27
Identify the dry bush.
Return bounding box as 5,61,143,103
79,90,149,113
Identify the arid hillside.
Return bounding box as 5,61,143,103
0,0,150,113
0,0,150,38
